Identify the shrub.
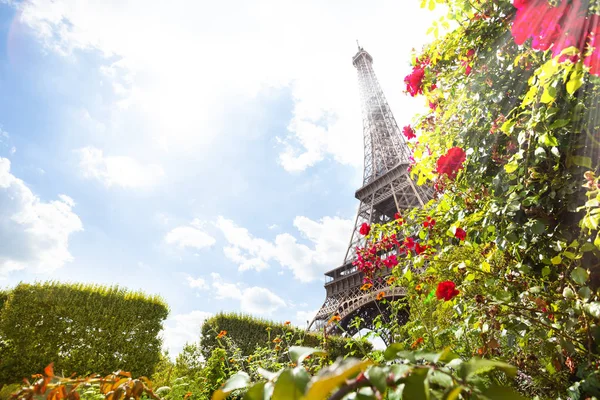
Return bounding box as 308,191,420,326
0,282,169,384
199,312,372,362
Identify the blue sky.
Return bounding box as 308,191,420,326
0,0,437,355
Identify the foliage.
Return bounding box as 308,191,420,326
213,346,525,400
0,384,21,400
344,0,600,397
10,363,160,400
149,352,175,389
212,0,600,398
200,313,372,363
0,282,169,384
151,345,227,400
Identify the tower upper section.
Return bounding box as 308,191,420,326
352,46,411,185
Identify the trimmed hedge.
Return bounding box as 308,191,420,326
0,282,169,384
199,312,372,360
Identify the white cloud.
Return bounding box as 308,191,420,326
186,275,208,290
209,273,285,315
165,224,216,251
12,0,439,172
216,215,353,282
162,310,213,356
76,146,165,189
210,272,243,300
0,157,83,275
242,286,286,315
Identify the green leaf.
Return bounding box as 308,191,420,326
566,62,584,95
384,344,412,361
539,133,559,147
549,119,570,129
521,86,538,106
500,120,515,134
289,346,326,364
243,382,266,400
272,368,309,400
365,366,387,394
458,358,516,381
443,386,464,400
481,385,528,399
571,155,593,168
436,348,460,363
570,267,589,285
542,266,551,278
563,287,575,299
212,372,250,400
531,220,546,234
583,302,600,319
429,370,453,388
303,358,372,400
540,86,556,103
583,213,600,230
401,368,429,400
578,286,592,301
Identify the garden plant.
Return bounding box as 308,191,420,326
4,0,600,398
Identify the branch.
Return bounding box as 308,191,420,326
329,376,375,400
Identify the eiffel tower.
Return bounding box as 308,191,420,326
308,45,432,341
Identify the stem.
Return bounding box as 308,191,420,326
329,377,375,400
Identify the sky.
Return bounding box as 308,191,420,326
0,0,440,356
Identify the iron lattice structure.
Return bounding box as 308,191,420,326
308,46,432,342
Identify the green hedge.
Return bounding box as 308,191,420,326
199,312,372,360
0,282,169,384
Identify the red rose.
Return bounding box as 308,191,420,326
404,237,415,249
423,216,436,228
436,281,460,301
384,255,398,268
584,27,600,76
415,243,428,255
436,147,466,180
359,223,370,236
513,0,531,10
402,125,416,140
455,227,467,240
511,0,546,45
404,67,425,97
530,3,566,51
394,212,402,220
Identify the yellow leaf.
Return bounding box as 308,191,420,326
303,359,372,400
551,255,562,265
481,262,491,273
